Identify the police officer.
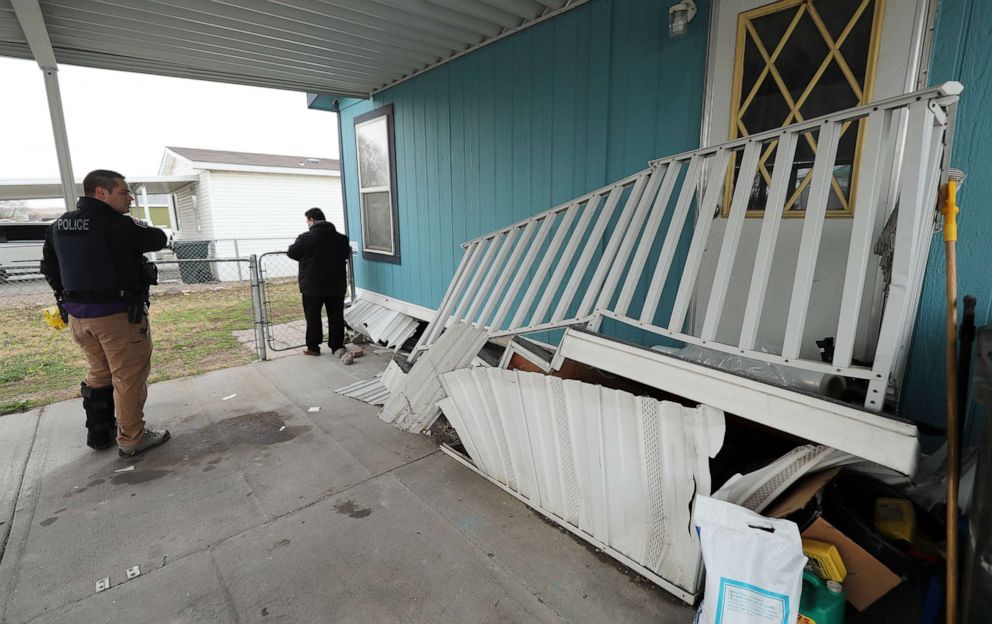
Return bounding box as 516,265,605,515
41,169,171,457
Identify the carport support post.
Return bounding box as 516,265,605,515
249,254,267,361
42,68,76,211
12,0,76,210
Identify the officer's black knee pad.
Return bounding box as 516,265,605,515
81,383,116,449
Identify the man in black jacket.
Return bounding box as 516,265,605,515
287,208,351,357
41,169,171,456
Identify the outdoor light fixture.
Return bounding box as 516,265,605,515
668,0,697,38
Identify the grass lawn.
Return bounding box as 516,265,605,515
0,281,301,415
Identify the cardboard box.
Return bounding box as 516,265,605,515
766,469,902,611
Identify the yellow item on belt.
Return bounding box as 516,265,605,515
43,305,67,331
802,538,847,582
875,497,917,544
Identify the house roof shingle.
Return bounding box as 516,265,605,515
166,146,339,171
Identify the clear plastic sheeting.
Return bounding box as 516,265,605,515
438,367,725,602
344,299,419,350
652,343,829,395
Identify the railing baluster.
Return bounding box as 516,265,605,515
577,172,651,316
528,196,600,326
591,168,666,314
477,220,538,329
454,234,503,323
639,155,703,324
468,227,520,326
550,187,624,323
417,240,482,349
832,109,891,368
782,120,842,359
615,161,683,317
510,206,575,329
701,141,762,340
668,148,732,332
739,132,798,350
492,214,555,331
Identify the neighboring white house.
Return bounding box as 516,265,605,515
159,147,343,279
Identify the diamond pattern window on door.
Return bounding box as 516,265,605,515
725,0,884,217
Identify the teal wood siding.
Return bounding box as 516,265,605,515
339,0,711,315
903,0,992,435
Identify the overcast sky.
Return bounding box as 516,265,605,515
0,57,339,180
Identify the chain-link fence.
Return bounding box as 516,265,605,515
0,233,355,415
0,256,262,415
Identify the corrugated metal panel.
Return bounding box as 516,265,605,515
335,375,389,405
380,321,488,432
344,299,419,349
437,367,725,602
0,0,587,96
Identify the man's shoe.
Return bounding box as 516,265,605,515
303,349,320,356
332,347,347,357
118,428,171,457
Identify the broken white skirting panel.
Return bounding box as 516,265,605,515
380,322,489,432
380,360,407,393
713,444,859,513
437,367,725,603
335,375,390,406
344,299,419,349
554,328,920,475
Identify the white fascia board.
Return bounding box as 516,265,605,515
355,288,436,322
554,328,920,475
187,162,340,177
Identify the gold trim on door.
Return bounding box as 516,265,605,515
724,0,885,218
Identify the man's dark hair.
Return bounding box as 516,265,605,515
83,170,125,196
305,207,326,222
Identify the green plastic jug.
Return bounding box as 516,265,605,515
798,569,845,624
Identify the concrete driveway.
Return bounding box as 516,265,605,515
0,350,691,623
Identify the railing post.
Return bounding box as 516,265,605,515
249,254,267,361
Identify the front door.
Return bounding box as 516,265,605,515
694,0,931,361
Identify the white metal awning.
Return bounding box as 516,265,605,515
0,0,587,97
0,175,197,200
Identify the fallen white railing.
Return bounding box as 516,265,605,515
412,83,961,412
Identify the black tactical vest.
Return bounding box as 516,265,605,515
51,206,120,299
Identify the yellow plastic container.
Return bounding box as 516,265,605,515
802,538,847,582
42,305,67,331
874,497,916,544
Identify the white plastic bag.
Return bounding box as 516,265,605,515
694,495,806,624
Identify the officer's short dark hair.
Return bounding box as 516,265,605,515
83,170,125,196
305,207,326,222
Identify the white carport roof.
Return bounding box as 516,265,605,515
0,175,198,201
0,0,587,97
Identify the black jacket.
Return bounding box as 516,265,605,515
287,221,350,297
41,197,167,302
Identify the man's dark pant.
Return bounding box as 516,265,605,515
302,294,345,353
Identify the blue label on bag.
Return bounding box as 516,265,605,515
714,578,789,624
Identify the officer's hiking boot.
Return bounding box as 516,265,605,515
81,382,116,451
332,347,347,358
118,428,171,457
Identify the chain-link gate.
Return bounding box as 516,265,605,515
257,251,307,353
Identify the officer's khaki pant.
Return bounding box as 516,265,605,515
69,312,152,446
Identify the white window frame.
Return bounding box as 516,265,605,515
354,104,400,263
